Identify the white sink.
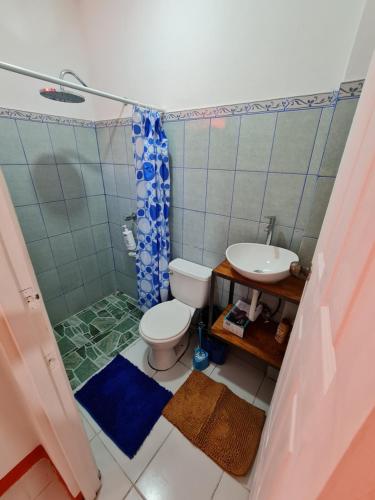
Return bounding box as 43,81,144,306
226,243,299,283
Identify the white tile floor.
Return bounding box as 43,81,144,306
78,337,276,500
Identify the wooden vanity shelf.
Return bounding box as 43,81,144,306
208,260,306,369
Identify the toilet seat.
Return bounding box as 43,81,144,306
140,300,191,343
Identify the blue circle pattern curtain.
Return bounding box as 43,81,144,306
132,106,170,312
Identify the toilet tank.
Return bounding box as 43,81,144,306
169,258,212,308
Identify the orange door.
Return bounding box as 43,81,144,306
251,55,375,500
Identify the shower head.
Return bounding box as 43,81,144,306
39,87,85,103
39,69,87,103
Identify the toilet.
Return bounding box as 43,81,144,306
139,258,212,370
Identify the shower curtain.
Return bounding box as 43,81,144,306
132,106,171,312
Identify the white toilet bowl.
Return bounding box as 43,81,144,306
139,299,195,370
139,258,212,371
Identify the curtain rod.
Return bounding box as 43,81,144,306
0,61,164,112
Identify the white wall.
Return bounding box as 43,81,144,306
0,0,97,119
345,0,375,81
0,0,372,121
78,0,366,120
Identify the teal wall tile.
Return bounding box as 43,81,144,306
182,210,205,248
183,169,207,211
57,164,85,199
40,201,70,236
16,205,47,242
0,118,26,164
81,164,104,195
29,164,63,202
109,126,128,164
184,119,209,169
58,261,83,293
48,123,79,163
2,164,37,206
309,108,334,174
261,173,305,226
96,127,113,163
97,248,115,274
320,99,358,176
65,286,88,314
228,218,259,246
45,295,68,325
27,238,55,273
231,171,267,220
17,121,54,164
92,223,111,251
236,113,277,171
203,213,230,253
75,126,100,163
87,195,107,225
163,121,184,168
170,167,183,207
38,268,62,300
72,227,95,258
101,271,117,295
66,198,90,230
208,116,240,170
114,165,130,197
50,233,77,266
102,164,117,195
79,254,100,283
270,109,321,173
84,278,104,303
124,127,134,165
206,169,234,216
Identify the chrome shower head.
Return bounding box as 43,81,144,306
39,87,85,103
39,69,87,103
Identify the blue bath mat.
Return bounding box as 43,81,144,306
75,355,173,458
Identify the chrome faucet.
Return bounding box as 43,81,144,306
265,216,276,245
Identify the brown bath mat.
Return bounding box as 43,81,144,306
162,370,266,475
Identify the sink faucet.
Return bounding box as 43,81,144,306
265,216,276,245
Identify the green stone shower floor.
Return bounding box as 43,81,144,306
53,292,142,391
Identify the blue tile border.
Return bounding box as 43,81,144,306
338,79,364,99
0,107,95,127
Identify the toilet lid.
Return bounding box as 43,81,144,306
140,301,191,341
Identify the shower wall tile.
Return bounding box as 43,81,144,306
102,164,117,196
75,126,100,163
0,118,26,164
2,164,37,206
208,116,240,170
40,201,70,236
114,165,130,197
124,127,134,165
92,223,112,251
29,164,63,203
170,206,183,244
15,205,47,242
319,99,358,177
87,195,108,225
109,126,128,164
182,245,203,264
96,126,113,163
206,169,234,216
81,164,104,196
72,227,96,258
2,117,116,325
184,119,210,168
66,197,91,230
27,239,55,274
50,233,77,266
270,109,321,173
48,123,79,163
236,113,276,171
17,121,54,164
57,164,86,199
